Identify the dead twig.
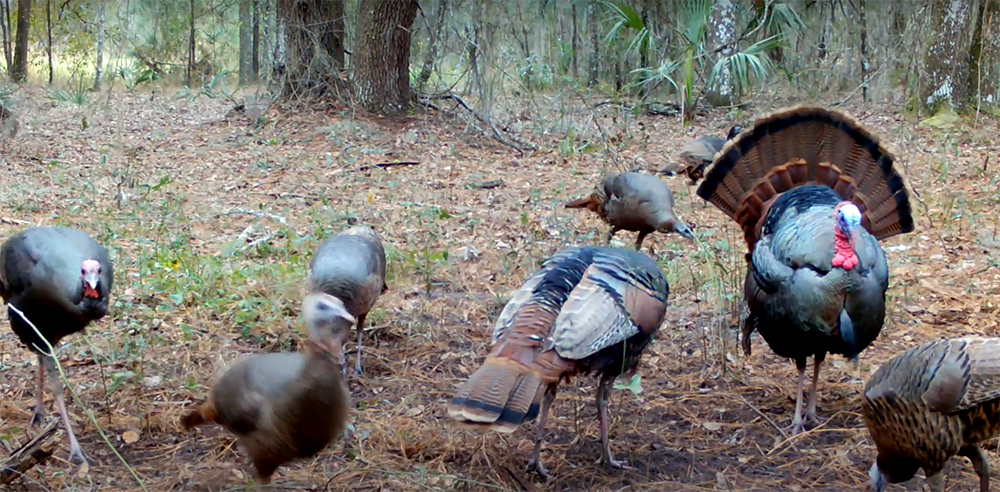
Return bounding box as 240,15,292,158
419,92,536,155
0,420,62,485
355,161,420,172
468,179,503,190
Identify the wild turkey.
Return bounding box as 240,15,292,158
448,246,669,478
565,172,695,250
0,226,114,464
307,225,387,375
181,293,353,484
669,125,743,184
863,337,1000,492
695,105,914,434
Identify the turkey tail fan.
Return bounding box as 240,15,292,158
565,196,596,209
180,402,219,430
447,359,546,433
696,105,915,248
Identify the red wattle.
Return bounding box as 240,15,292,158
832,229,859,271
83,286,100,299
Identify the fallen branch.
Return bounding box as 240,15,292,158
419,92,536,155
468,179,503,190
0,420,62,485
355,161,420,172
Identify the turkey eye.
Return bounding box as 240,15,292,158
81,268,86,275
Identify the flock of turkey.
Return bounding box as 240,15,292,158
0,105,994,491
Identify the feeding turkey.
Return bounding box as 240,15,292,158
670,125,743,184
447,246,669,478
863,337,1000,492
565,171,695,250
0,226,114,464
306,224,387,375
180,292,353,484
695,105,914,435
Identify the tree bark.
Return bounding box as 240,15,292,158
273,0,346,98
353,0,419,115
571,3,578,79
587,0,598,87
859,0,868,102
186,0,195,87
0,0,11,72
45,0,51,84
416,0,448,90
920,0,978,111
705,0,736,106
240,0,255,85
93,0,106,90
252,0,260,77
969,0,1000,106
11,0,30,83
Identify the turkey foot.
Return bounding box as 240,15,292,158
525,458,551,480
67,443,89,465
597,452,633,471
30,404,47,427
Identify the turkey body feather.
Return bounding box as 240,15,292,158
449,246,669,478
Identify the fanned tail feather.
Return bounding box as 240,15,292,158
180,402,219,430
696,105,914,248
565,195,598,211
447,359,546,433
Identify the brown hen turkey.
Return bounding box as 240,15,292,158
565,172,695,250
307,225,387,375
696,105,914,434
670,125,743,184
864,337,1000,492
448,246,669,478
181,293,352,484
0,226,114,464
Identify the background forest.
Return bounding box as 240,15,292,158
0,1,999,491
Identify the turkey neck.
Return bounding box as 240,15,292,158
274,347,349,438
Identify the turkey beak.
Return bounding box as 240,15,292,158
673,221,695,241
83,272,100,291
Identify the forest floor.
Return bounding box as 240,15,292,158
0,85,998,492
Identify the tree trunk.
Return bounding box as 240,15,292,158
252,0,260,77
587,0,598,87
920,0,977,112
571,3,578,79
705,0,736,106
353,0,419,115
240,0,255,85
318,0,345,70
859,0,868,102
969,0,1000,106
11,0,30,83
186,0,195,87
0,0,10,72
93,0,106,90
45,0,51,84
273,0,346,98
416,0,448,90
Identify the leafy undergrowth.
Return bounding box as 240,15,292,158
0,85,998,492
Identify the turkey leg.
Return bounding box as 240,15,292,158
804,355,825,427
526,383,558,479
30,356,47,426
959,445,990,492
596,372,633,471
924,470,945,492
787,360,808,435
606,226,621,245
354,312,368,375
43,355,88,464
634,231,649,250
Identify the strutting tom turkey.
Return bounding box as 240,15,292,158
565,172,695,250
863,337,1000,492
181,293,353,484
696,105,914,435
0,226,114,464
307,225,387,375
447,246,669,478
671,125,743,184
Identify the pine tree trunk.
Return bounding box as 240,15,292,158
587,0,598,87
920,0,977,111
571,3,578,79
353,0,419,115
416,0,447,90
252,0,260,77
93,0,106,90
0,1,11,72
186,0,195,87
11,0,30,83
45,0,51,85
859,0,868,102
704,0,736,106
240,0,255,85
